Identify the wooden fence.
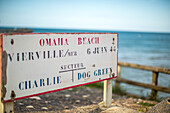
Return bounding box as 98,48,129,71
115,62,170,100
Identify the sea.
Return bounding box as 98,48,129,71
1,27,170,100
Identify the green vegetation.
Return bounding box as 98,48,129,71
138,102,155,106
137,108,149,112
112,86,126,95
147,97,160,102
84,82,126,95
137,102,155,112
85,82,103,89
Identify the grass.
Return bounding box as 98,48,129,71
138,102,155,106
137,102,155,112
137,108,149,112
112,86,127,95
84,82,126,95
85,82,103,89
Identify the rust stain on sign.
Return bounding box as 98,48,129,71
10,90,16,101
2,51,8,101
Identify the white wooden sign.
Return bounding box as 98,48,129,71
2,33,118,102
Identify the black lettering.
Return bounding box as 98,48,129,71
47,78,51,85
40,79,45,87
22,52,27,61
47,51,52,58
53,77,56,84
43,51,46,59
29,52,34,60
17,53,20,61
104,47,107,52
36,51,40,59
57,76,61,83
32,80,38,88
8,53,14,62
19,82,24,90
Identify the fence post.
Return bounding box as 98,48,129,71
103,79,113,107
151,71,159,100
115,65,121,89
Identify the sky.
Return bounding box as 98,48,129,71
0,0,170,32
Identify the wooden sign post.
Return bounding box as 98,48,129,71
103,79,113,107
0,33,118,112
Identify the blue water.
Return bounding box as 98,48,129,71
1,27,170,99
118,32,170,100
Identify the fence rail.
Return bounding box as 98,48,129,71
115,62,170,100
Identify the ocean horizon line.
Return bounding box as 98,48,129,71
0,26,170,34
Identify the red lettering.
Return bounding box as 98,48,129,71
83,37,86,44
39,38,69,46
78,38,82,45
95,37,99,44
53,39,57,46
91,38,94,44
61,38,63,45
39,39,45,46
78,37,99,45
65,39,69,45
88,38,91,44
46,38,51,46
58,38,60,45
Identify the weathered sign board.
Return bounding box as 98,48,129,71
1,33,118,102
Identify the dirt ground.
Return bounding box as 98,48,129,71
14,87,158,113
